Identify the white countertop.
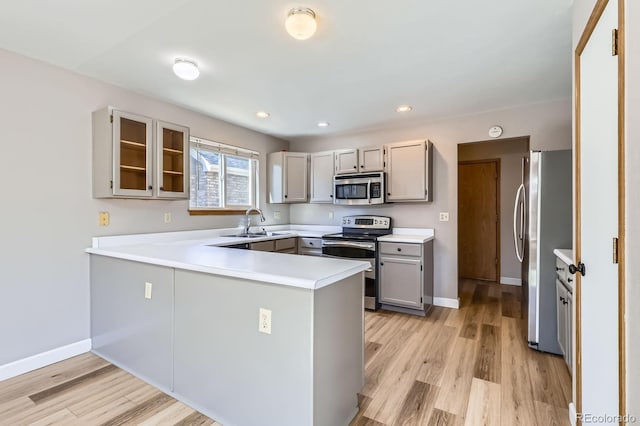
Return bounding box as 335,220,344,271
87,224,435,290
553,249,573,266
87,225,367,290
378,228,435,244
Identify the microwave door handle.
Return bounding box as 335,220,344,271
367,180,372,204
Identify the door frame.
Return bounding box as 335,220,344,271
574,0,626,421
457,158,501,282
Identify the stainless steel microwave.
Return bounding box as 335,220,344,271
333,172,385,205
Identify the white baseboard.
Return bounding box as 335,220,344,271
0,339,91,382
500,276,522,286
434,297,460,309
569,402,577,426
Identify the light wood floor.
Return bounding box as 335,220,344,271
0,279,570,425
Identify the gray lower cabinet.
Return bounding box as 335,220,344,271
378,240,434,315
555,255,573,372
90,256,174,390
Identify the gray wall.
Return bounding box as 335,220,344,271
290,100,571,301
0,48,289,365
458,138,530,283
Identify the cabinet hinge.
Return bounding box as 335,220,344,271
383,161,386,168
613,237,619,264
420,297,423,303
612,29,619,56
420,264,423,271
110,115,113,123
110,180,113,189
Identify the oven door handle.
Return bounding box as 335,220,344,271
321,254,374,272
321,241,376,250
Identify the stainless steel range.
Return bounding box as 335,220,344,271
322,215,392,310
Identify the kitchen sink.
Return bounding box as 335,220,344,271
220,232,292,238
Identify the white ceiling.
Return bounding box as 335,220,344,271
0,0,572,139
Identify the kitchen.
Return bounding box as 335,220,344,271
0,1,638,426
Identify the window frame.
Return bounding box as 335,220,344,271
188,137,259,215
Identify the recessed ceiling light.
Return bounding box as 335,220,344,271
396,105,413,113
317,121,330,127
285,7,317,40
173,59,200,80
256,111,270,118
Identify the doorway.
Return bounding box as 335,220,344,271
457,137,530,286
458,160,500,281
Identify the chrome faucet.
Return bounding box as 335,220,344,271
244,207,266,235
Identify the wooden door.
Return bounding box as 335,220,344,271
575,0,624,420
458,160,499,281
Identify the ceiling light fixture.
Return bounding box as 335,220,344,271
256,111,270,118
396,105,413,113
285,7,317,40
317,121,330,127
172,59,200,80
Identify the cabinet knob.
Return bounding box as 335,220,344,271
387,193,391,196
380,262,384,266
329,194,333,198
160,186,164,191
284,195,288,198
360,165,364,168
148,185,153,190
309,242,314,246
555,266,564,271
397,248,402,252
568,277,573,283
353,165,357,169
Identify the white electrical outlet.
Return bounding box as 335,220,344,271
145,282,153,299
328,211,334,219
259,308,272,334
273,211,281,220
439,212,449,222
164,212,172,224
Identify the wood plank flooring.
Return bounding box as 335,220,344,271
0,279,570,425
351,279,571,426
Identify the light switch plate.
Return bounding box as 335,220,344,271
164,212,172,224
439,212,449,222
145,282,152,299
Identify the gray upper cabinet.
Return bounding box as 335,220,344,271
386,140,433,202
156,120,189,199
310,151,335,203
358,145,384,172
92,106,190,199
268,151,309,203
334,149,359,174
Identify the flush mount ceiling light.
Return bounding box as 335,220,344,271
396,105,413,113
317,121,330,127
256,111,270,118
172,59,200,80
285,7,317,40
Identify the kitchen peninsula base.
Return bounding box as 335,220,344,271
90,255,364,426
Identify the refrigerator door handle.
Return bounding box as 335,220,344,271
513,183,525,262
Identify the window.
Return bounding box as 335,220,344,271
189,137,259,211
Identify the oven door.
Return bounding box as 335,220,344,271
322,240,377,309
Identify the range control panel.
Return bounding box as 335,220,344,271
342,215,391,230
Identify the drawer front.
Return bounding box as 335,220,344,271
299,237,321,249
250,240,275,252
555,257,569,284
380,242,421,257
298,248,322,256
275,237,297,251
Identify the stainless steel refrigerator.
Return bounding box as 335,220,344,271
513,150,572,354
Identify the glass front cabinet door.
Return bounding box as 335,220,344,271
113,110,154,197
156,121,189,199
92,107,190,199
